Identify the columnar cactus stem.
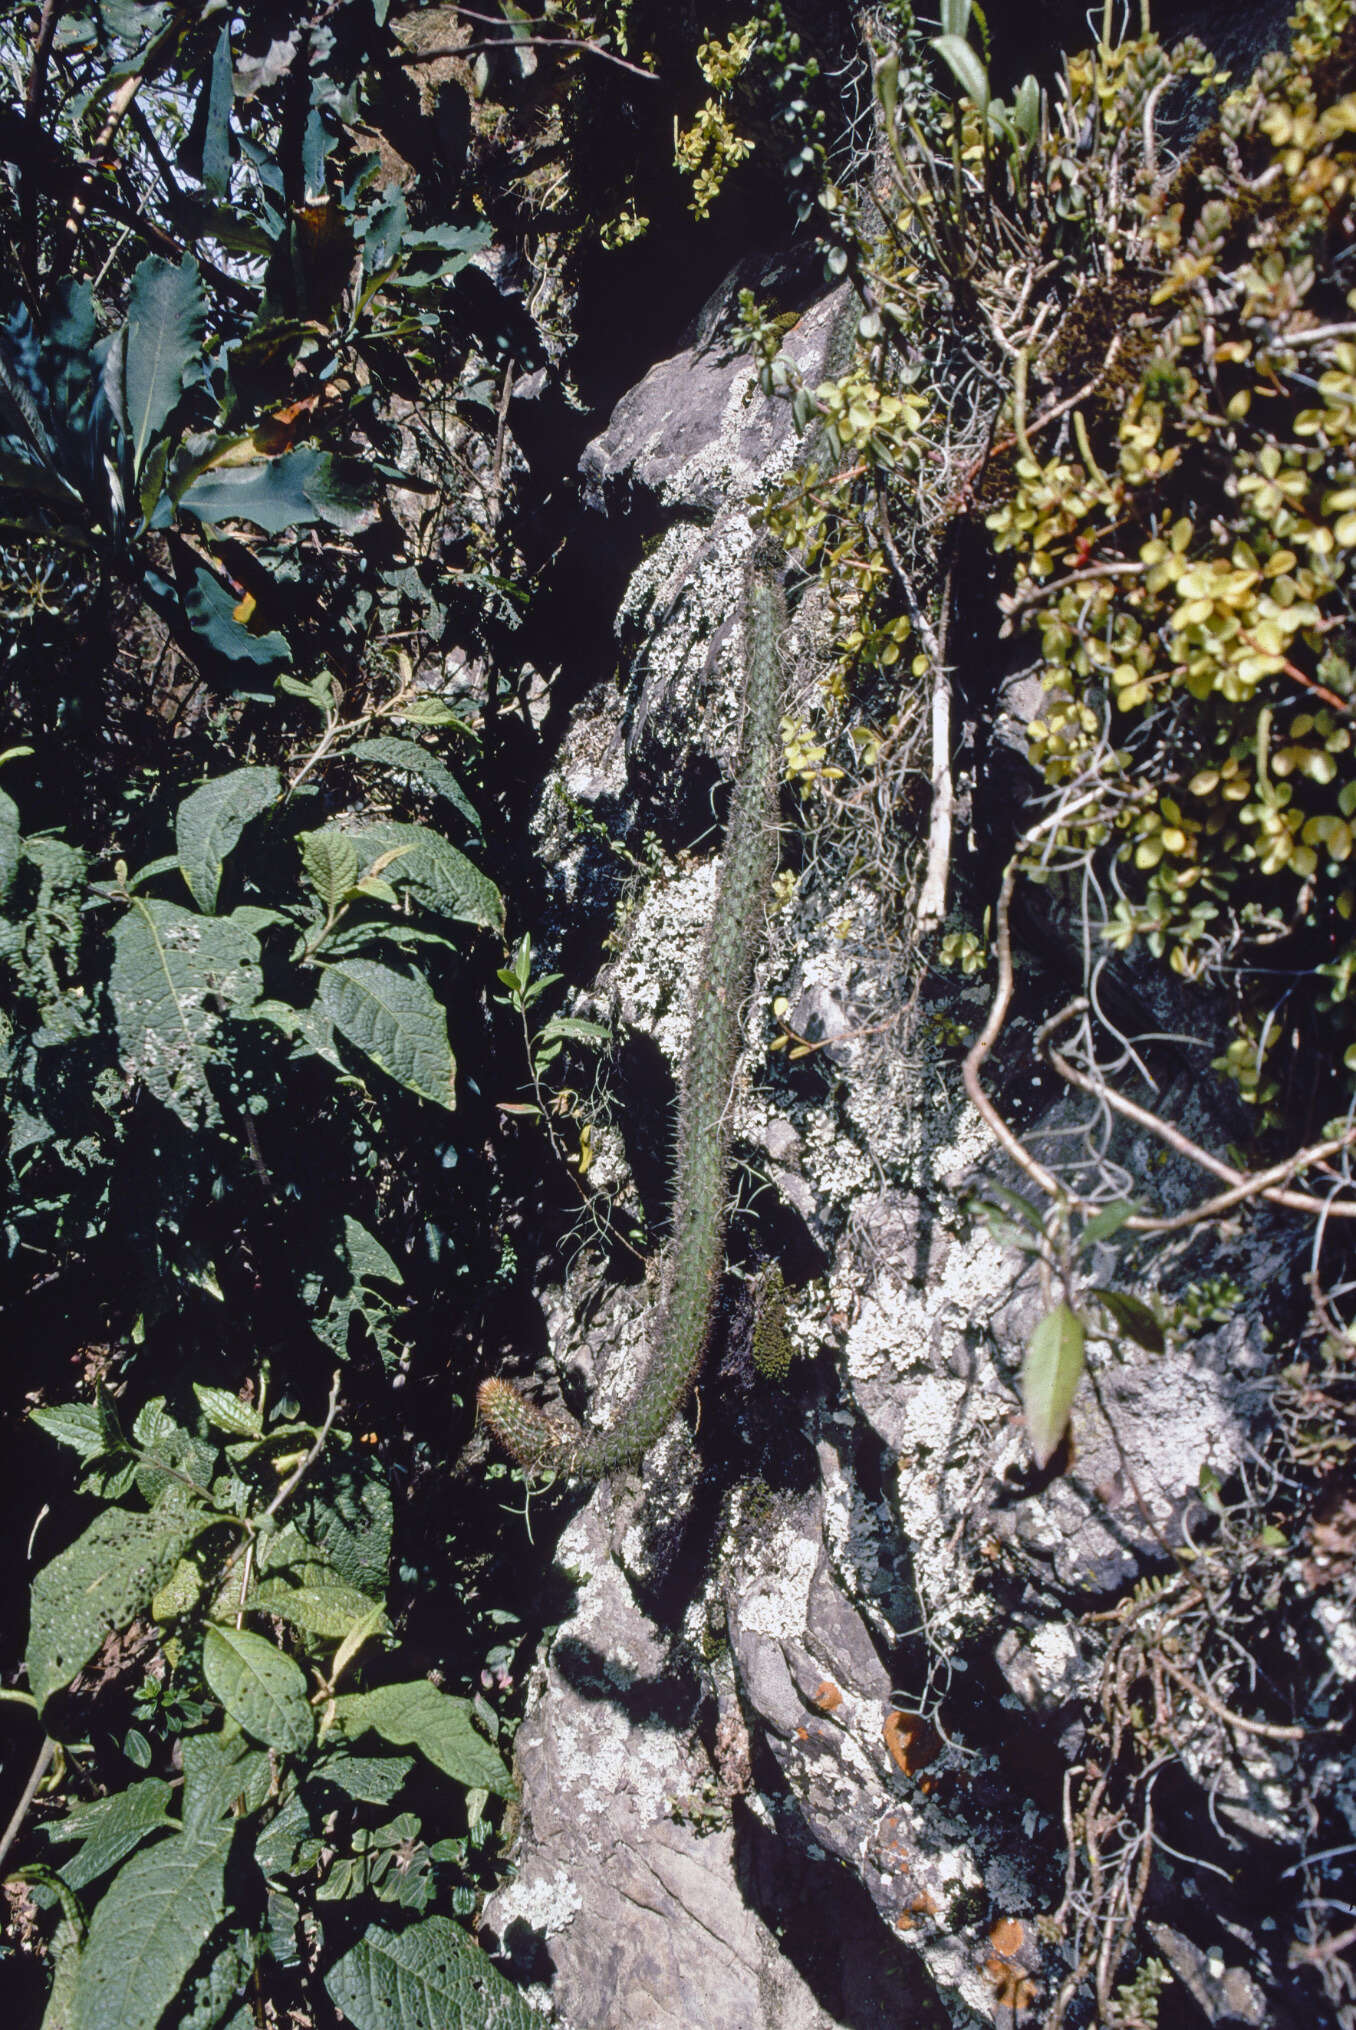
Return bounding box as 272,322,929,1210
478,551,786,1477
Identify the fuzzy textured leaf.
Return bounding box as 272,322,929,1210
318,959,457,1111
1021,1303,1086,1470
69,1827,231,2030
351,821,502,932
202,1624,314,1753
124,257,206,477
324,1916,538,2030
27,1504,199,1712
0,785,18,902
345,738,480,832
44,1780,173,1892
250,1577,386,1642
110,898,263,1125
299,828,360,913
331,1681,510,1795
175,765,278,911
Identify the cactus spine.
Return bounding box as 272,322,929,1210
478,554,786,1477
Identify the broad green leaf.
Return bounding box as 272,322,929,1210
394,696,471,729
250,1578,386,1642
175,765,278,911
69,1827,231,2030
1078,1202,1137,1248
325,1916,538,2030
331,1681,511,1795
537,1014,610,1045
300,828,361,913
0,785,19,902
30,1398,121,1461
202,1624,314,1754
124,257,206,478
110,897,263,1126
1021,1303,1086,1470
180,1734,271,1835
1090,1287,1166,1354
27,1503,199,1712
319,959,457,1111
201,23,233,199
345,738,480,832
150,1558,201,1621
311,1753,414,1805
43,1779,173,1892
294,1463,392,1598
183,561,291,673
192,1385,262,1438
178,449,373,535
932,31,989,114
352,821,503,932
345,1215,403,1287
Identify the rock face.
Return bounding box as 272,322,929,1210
479,247,1341,2025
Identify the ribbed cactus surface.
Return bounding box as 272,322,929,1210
478,554,785,1477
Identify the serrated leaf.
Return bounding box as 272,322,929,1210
1078,1202,1137,1248
1089,1287,1165,1354
192,1385,262,1438
250,1578,386,1642
30,1399,120,1462
175,766,278,912
69,1826,232,2030
110,897,263,1126
178,448,372,535
331,1681,510,1795
1021,1303,1085,1470
349,821,502,932
124,257,206,478
43,1779,173,1893
319,959,456,1111
324,1916,538,2030
311,1754,414,1805
202,1625,314,1754
345,737,480,832
27,1504,200,1712
300,828,360,913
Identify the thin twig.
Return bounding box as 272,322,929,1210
0,1736,56,1878
397,7,658,84
263,1371,342,1522
1156,1652,1308,1741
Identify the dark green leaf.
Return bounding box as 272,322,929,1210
345,737,480,832
175,765,278,912
250,1578,387,1642
300,828,361,913
201,24,234,199
325,1917,538,2030
1089,1287,1165,1354
192,1385,262,1439
180,1735,271,1836
295,1461,392,1598
178,449,374,536
110,898,263,1125
1021,1303,1085,1470
311,1754,414,1805
202,1625,314,1754
44,1780,173,1892
183,562,291,673
319,958,457,1111
30,1398,121,1461
69,1828,232,2030
352,821,503,932
331,1681,511,1795
124,258,206,479
27,1503,200,1713
1078,1202,1137,1248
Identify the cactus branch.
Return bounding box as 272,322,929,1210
479,553,786,1477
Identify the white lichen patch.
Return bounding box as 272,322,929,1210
609,858,718,1065
489,1865,583,1940
735,1521,820,1641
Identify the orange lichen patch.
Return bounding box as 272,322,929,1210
895,1888,939,1932
984,1917,1037,2015
813,1680,843,1713
989,1916,1026,1958
883,1710,941,1775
